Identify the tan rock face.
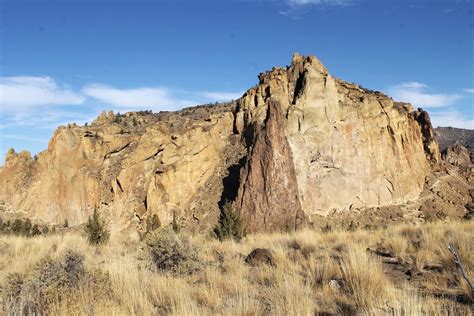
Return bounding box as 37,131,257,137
0,54,448,233
442,145,471,167
234,53,440,231
0,106,240,232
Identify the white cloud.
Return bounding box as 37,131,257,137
0,76,85,113
201,91,243,102
0,75,244,129
388,82,462,108
399,81,428,89
463,88,474,93
430,109,474,129
82,84,197,111
0,76,243,114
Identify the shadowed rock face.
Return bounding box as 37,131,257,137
0,54,445,233
235,101,305,233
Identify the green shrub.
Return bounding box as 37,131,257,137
0,218,5,234
172,213,180,233
85,210,109,245
146,214,161,233
22,219,32,235
11,219,23,235
63,219,69,228
0,218,46,237
464,203,474,220
214,201,246,241
31,224,41,236
41,226,49,234
140,228,202,275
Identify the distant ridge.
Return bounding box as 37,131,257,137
435,127,474,156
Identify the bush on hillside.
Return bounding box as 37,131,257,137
140,227,202,275
1,250,112,315
171,213,180,233
146,214,161,233
30,224,41,236
2,218,44,237
11,219,24,235
85,209,109,245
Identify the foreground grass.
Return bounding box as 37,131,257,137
0,221,472,315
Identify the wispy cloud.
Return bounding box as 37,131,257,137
430,109,474,129
200,91,243,102
0,76,244,116
279,0,354,18
387,82,462,108
0,75,244,133
82,84,197,111
0,76,85,113
463,88,474,94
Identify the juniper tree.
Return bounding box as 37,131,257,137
214,201,246,242
85,209,109,245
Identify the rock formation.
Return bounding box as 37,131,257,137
1,54,469,234
435,127,474,161
234,54,441,231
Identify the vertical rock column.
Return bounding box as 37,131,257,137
235,101,305,233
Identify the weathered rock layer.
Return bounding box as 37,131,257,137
2,54,463,233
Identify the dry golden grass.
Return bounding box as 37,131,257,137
0,220,472,315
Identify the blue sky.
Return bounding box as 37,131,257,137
0,0,473,164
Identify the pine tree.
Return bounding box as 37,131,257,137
172,213,180,233
31,224,42,236
22,218,32,236
85,209,109,245
11,219,24,235
214,201,246,242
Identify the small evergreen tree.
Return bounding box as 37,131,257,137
22,218,32,236
41,225,49,235
172,213,180,233
146,214,161,233
11,219,23,235
85,209,109,245
31,224,41,236
214,201,246,242
63,219,69,228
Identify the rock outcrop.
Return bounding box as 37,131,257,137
0,106,241,233
234,54,441,231
435,127,474,161
2,53,463,234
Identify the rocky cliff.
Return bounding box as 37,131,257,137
1,54,459,234
435,127,474,161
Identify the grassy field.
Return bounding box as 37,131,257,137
0,220,472,315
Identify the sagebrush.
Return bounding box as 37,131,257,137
140,227,203,275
